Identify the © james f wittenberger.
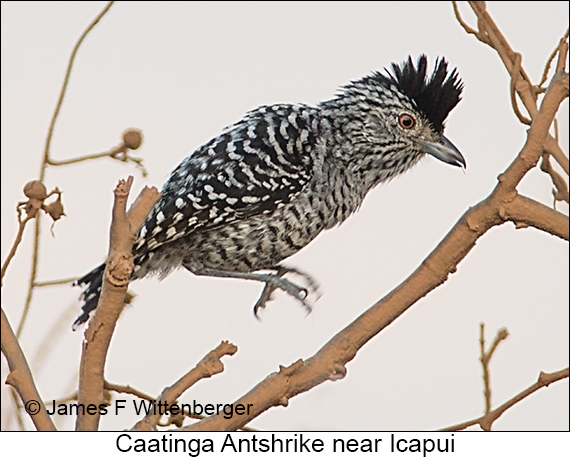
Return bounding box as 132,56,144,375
41,398,253,420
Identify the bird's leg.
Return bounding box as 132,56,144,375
190,265,320,317
252,267,288,318
253,265,322,317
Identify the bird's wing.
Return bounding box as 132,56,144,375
133,104,319,257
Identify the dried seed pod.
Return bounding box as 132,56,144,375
123,129,142,150
44,197,65,221
23,180,47,201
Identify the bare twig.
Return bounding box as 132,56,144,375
9,390,26,431
104,379,256,430
509,53,532,125
47,129,147,177
41,1,115,176
468,2,570,172
75,178,161,431
539,29,569,88
544,121,570,177
3,181,62,284
132,341,237,431
540,153,570,206
183,359,305,431
47,149,146,176
33,277,77,288
440,368,569,431
467,2,535,93
17,1,115,339
455,4,570,217
1,213,34,284
1,309,57,431
479,324,509,414
451,1,491,46
479,324,490,413
554,37,569,74
104,381,156,403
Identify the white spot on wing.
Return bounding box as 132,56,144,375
166,226,177,239
242,196,260,204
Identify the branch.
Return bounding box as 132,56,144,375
1,309,57,431
41,1,115,176
479,324,509,414
503,193,569,240
539,29,569,89
451,1,492,46
467,2,537,118
132,341,237,431
47,129,147,177
544,135,569,177
500,75,569,188
1,181,50,284
440,368,569,431
1,212,34,284
18,0,115,341
540,153,570,206
1,181,65,337
462,2,569,175
33,277,77,288
104,381,155,403
509,52,532,125
75,178,161,431
106,376,257,431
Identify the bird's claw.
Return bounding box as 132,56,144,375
253,265,320,318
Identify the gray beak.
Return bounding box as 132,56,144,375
421,135,466,168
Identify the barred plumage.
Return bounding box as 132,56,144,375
73,55,464,330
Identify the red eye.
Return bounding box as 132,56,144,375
399,113,415,129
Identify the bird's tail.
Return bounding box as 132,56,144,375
72,263,106,331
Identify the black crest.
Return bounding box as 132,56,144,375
384,55,463,133
373,55,463,132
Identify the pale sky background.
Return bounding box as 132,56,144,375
1,1,568,432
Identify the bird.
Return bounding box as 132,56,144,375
73,55,464,330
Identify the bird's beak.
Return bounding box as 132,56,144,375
421,135,466,168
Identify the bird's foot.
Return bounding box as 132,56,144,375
253,265,321,318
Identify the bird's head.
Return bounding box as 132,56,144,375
321,55,464,184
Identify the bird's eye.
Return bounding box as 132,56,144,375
398,114,416,129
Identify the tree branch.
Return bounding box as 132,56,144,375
504,194,569,239
479,324,509,414
17,1,115,341
1,212,34,285
75,178,160,431
464,2,569,174
1,309,57,431
440,368,569,431
132,341,237,431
